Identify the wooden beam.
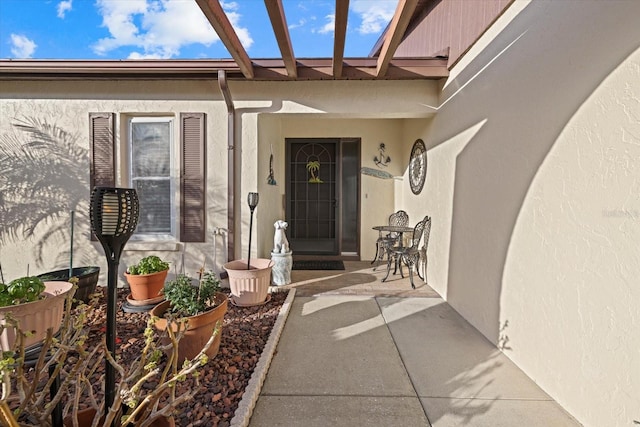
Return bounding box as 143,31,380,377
252,57,448,80
333,0,349,78
376,0,418,78
264,0,297,78
196,0,254,79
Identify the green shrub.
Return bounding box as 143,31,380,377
0,276,46,307
163,271,221,317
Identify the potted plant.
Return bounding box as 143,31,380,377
223,259,273,306
124,255,170,302
223,192,274,306
0,276,74,351
0,292,218,427
150,270,228,364
37,266,100,304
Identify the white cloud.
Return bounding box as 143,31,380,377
314,14,335,35
223,2,253,49
10,34,37,58
288,18,307,30
351,0,396,35
92,0,252,59
57,0,73,19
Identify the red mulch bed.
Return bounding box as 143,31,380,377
9,287,287,427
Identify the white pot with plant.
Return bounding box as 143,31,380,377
0,275,74,351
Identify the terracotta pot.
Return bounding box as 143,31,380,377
64,407,175,427
151,292,228,364
0,281,74,351
37,266,100,304
124,269,168,301
223,259,273,306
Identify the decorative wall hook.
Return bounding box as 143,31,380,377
267,144,277,185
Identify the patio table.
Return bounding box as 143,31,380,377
372,225,414,276
372,225,414,236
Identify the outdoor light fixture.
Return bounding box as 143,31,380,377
247,192,259,270
90,187,139,422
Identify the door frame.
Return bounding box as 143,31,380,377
285,137,361,260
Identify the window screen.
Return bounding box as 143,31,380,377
129,118,174,236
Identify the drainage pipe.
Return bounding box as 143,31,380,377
218,70,236,262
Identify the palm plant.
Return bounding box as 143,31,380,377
0,116,89,264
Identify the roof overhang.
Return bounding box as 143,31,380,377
0,58,448,81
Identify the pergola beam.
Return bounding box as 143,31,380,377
332,0,349,78
196,0,254,79
264,0,297,79
376,0,418,78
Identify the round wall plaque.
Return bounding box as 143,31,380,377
409,139,427,195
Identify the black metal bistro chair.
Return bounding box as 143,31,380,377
417,217,432,282
382,215,432,289
372,210,409,270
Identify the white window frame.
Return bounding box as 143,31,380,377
127,116,177,241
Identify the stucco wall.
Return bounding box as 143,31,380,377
399,1,640,426
0,79,439,284
227,79,439,262
0,81,229,283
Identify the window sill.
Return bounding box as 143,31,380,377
124,241,184,252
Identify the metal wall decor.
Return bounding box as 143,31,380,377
361,167,393,179
409,139,427,195
267,144,276,185
374,143,391,167
306,159,323,183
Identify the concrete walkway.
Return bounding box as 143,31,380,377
247,263,582,426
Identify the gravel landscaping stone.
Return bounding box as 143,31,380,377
8,286,288,426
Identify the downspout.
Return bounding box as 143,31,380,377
218,70,236,262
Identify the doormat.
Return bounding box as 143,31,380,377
292,260,345,271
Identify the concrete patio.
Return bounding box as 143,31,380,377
247,262,581,426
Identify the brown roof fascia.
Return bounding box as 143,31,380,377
0,59,242,80
264,0,297,79
0,58,448,81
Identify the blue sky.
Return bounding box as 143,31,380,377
0,0,397,60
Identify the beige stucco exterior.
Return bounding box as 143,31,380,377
1,1,638,425
0,79,438,283
399,1,640,426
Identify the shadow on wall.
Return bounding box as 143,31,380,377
0,116,90,267
433,0,640,343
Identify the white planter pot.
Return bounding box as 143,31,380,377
223,259,273,306
0,281,74,351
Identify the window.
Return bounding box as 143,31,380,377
89,112,206,243
129,117,175,238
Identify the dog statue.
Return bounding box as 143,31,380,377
273,220,290,254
